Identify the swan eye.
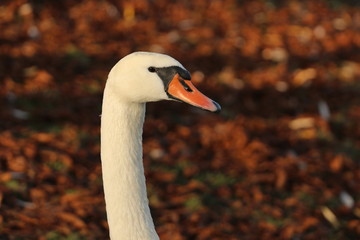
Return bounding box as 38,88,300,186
148,67,156,73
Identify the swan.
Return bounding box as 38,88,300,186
101,51,221,240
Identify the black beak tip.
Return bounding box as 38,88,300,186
212,100,221,113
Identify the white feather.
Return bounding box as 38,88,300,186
101,52,185,240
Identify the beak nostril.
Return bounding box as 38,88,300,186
179,79,193,92
184,85,193,92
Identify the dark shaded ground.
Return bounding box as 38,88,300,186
0,0,360,239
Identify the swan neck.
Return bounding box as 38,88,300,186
101,90,159,240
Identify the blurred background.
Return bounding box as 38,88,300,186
1,0,360,239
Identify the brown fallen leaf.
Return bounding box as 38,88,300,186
57,212,86,229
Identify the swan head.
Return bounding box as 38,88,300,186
107,52,221,112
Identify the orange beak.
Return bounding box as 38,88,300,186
166,74,221,113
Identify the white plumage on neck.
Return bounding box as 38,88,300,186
101,86,159,240
100,52,220,240
101,52,183,240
